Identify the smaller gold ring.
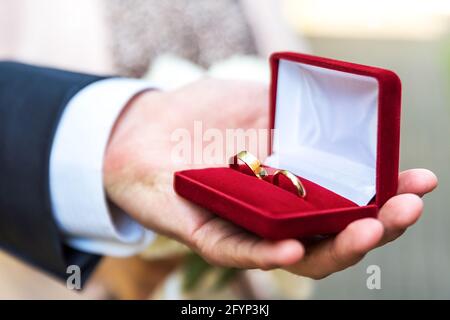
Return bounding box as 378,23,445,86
229,150,268,179
273,170,307,198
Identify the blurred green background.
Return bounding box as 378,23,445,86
279,0,450,299
309,35,450,298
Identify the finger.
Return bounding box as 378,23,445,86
285,218,384,279
377,193,423,245
191,217,304,270
398,169,438,196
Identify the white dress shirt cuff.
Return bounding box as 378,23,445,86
49,78,156,257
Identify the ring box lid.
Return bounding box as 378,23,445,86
267,52,401,207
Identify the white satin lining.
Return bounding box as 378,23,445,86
265,59,378,206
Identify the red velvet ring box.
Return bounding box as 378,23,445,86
174,52,401,240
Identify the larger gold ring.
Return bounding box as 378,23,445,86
273,170,307,198
229,150,268,179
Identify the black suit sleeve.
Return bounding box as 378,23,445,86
0,61,107,283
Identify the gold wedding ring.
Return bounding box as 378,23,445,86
229,150,268,179
229,151,307,198
273,170,307,198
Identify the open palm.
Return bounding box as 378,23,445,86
104,79,437,279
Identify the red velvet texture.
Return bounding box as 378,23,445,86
174,52,401,240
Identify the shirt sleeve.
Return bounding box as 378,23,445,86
49,78,156,257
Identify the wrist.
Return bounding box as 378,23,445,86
103,90,165,200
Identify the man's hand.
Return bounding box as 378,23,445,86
103,79,437,279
